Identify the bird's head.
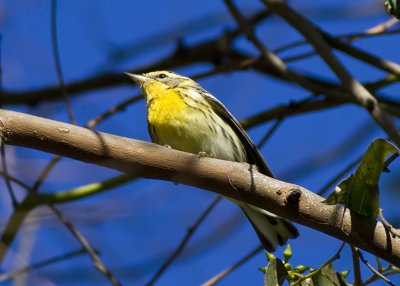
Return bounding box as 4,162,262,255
126,70,197,96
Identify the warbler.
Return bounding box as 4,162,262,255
126,70,298,250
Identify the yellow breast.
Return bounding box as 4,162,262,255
144,82,208,153
145,84,189,126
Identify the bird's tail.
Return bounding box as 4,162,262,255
240,205,298,251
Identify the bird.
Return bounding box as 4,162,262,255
126,70,298,251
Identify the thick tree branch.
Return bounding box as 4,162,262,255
0,109,399,266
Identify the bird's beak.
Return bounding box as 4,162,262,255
125,72,149,85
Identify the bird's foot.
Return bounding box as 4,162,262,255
198,151,214,158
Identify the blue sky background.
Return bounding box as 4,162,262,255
0,0,399,285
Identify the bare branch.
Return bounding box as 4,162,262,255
317,155,361,196
357,249,397,286
351,246,363,286
48,205,121,286
363,18,399,37
31,155,61,193
224,0,339,98
292,242,346,286
50,0,76,124
380,209,400,239
261,0,400,146
86,94,143,129
202,245,263,286
147,196,222,286
0,248,88,282
321,31,400,76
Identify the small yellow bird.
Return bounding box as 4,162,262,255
126,70,298,250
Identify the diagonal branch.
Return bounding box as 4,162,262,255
0,109,399,266
224,0,337,98
146,196,222,286
202,245,263,286
260,0,400,146
50,0,76,124
0,248,88,282
48,205,121,286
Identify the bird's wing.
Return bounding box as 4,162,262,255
147,121,158,143
202,89,299,250
203,91,274,177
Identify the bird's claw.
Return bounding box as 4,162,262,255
198,151,213,158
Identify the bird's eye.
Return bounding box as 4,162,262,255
157,73,167,79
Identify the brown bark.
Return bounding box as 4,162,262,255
0,108,399,266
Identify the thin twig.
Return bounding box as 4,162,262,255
275,28,400,55
357,249,397,286
321,31,400,76
32,0,77,196
292,242,346,286
31,155,61,193
275,16,400,73
274,19,400,75
383,153,399,172
86,93,143,129
364,265,399,285
0,171,31,190
317,155,361,196
0,170,122,285
0,141,17,208
254,96,318,149
257,117,285,149
48,204,121,286
281,50,315,63
351,245,362,286
317,138,399,196
240,96,342,130
146,196,222,286
0,35,17,207
50,0,76,124
376,256,383,272
363,18,399,38
201,245,263,286
0,248,89,282
380,209,400,239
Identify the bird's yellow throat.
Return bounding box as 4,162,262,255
143,81,189,126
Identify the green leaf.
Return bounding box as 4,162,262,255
324,183,350,205
339,270,349,278
264,258,288,286
311,264,347,286
293,265,310,274
300,278,315,286
283,244,292,263
324,139,398,219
